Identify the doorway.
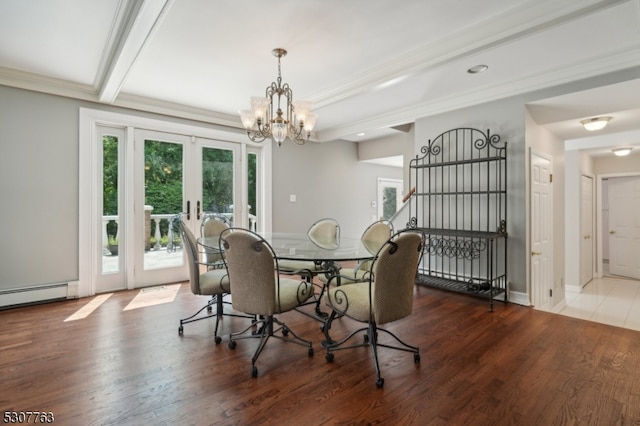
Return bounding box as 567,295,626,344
580,175,595,286
79,108,268,297
530,150,554,309
603,175,640,280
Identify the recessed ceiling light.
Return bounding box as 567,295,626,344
612,147,632,156
356,132,366,137
467,64,488,74
580,116,611,131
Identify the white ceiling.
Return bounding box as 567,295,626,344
1,0,639,149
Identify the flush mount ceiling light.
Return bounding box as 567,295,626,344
240,48,317,147
467,64,488,74
612,147,632,156
580,116,611,131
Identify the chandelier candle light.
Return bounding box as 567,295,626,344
240,48,317,146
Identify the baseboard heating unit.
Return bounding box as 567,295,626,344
0,283,68,310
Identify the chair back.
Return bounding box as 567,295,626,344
201,214,230,264
179,221,202,295
201,213,230,237
220,228,278,315
308,218,340,249
361,220,393,254
372,230,424,325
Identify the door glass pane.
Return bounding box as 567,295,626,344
202,147,234,225
144,139,184,270
102,135,119,274
248,152,257,231
382,187,398,220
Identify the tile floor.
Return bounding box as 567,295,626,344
558,274,640,331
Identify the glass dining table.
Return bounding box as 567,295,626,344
197,232,375,320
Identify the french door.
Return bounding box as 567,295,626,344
94,127,253,293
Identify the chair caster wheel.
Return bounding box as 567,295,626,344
363,334,369,343
214,336,222,344
376,378,384,388
308,348,314,357
229,340,237,349
414,353,420,363
326,352,334,362
251,366,258,378
178,325,183,335
282,328,289,336
207,306,212,313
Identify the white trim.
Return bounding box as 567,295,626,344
79,107,270,297
508,290,531,307
595,171,640,280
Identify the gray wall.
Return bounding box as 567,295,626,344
0,87,79,288
413,67,640,296
0,85,402,291
271,139,402,238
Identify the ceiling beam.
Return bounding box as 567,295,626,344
98,0,173,104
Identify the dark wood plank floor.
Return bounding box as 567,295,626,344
2,283,640,425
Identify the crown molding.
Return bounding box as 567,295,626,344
0,66,98,101
316,45,640,142
308,0,627,110
112,93,244,129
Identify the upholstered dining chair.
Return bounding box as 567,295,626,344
220,228,314,378
276,217,340,275
200,213,230,267
178,220,248,344
276,218,340,319
319,219,393,285
323,229,425,388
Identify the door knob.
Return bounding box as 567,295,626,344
531,251,542,256
584,235,591,239
609,230,616,235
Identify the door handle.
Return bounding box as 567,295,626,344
531,251,542,256
609,230,616,235
197,201,201,220
583,235,591,239
186,200,191,220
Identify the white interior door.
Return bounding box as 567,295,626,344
609,176,640,279
580,175,594,286
530,151,553,309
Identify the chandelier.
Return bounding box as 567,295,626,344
240,48,317,146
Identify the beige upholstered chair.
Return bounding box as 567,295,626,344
323,229,424,388
200,213,230,267
319,220,393,285
220,228,315,378
276,217,340,274
179,221,246,344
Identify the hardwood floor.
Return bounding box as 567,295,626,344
2,283,640,425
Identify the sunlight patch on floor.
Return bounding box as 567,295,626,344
123,284,181,311
64,293,113,322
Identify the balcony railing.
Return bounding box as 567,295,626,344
102,211,257,252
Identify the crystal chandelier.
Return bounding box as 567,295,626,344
240,48,317,146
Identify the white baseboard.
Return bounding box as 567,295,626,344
66,281,80,299
508,290,530,306
565,284,581,295
0,283,68,309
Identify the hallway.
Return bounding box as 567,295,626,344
558,275,640,331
